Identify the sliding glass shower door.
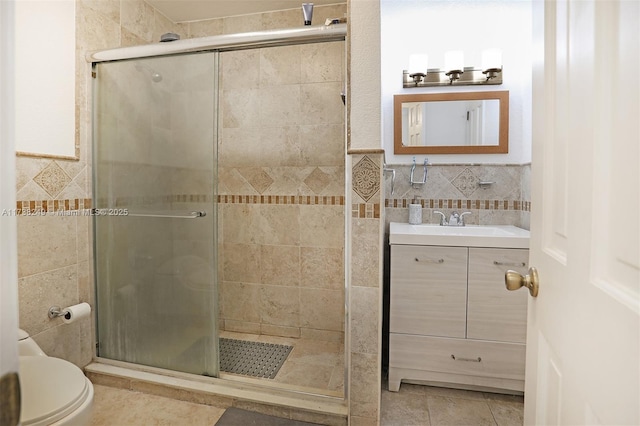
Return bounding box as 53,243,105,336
92,52,218,376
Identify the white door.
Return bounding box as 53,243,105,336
525,0,639,424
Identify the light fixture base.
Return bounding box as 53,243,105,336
409,72,426,84
445,69,463,84
482,68,502,80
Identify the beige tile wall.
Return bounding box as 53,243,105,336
348,152,384,425
347,0,385,423
218,39,346,341
384,163,532,231
16,213,93,368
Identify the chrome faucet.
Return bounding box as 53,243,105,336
434,210,472,226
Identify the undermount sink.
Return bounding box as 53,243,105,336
389,222,530,248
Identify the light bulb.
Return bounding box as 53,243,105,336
444,50,464,73
408,54,429,75
482,48,502,71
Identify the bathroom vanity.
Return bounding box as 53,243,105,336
388,222,530,393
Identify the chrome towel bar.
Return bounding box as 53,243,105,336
126,211,206,219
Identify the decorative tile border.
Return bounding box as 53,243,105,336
218,195,345,206
106,195,345,206
385,198,531,212
13,196,528,215
351,203,381,219
13,198,92,214
13,195,346,213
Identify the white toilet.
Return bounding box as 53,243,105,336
18,329,94,426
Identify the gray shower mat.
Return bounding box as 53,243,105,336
219,338,292,379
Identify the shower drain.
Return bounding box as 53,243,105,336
219,338,293,379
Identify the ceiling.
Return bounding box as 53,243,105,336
146,0,340,23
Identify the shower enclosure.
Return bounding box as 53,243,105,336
92,26,346,396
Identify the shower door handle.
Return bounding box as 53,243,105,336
124,211,207,219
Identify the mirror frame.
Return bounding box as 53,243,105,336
394,90,509,155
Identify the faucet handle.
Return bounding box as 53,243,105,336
459,211,472,226
433,210,447,226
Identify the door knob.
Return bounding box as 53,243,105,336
505,267,539,297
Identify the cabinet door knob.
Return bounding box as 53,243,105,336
505,267,539,297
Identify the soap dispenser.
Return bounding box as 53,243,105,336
408,197,422,225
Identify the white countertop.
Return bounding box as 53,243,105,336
389,222,530,249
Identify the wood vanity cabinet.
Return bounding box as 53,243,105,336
388,244,529,393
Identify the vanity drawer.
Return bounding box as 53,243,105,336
389,333,526,381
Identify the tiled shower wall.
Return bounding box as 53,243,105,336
217,41,346,341
15,0,346,367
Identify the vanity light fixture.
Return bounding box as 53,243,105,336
403,49,503,88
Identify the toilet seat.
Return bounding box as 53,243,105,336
19,356,91,426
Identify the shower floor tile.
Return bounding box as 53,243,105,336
218,331,344,397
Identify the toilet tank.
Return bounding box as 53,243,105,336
18,329,47,356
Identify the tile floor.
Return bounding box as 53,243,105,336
91,381,524,426
90,385,226,426
381,380,524,426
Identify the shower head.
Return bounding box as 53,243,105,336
134,62,163,83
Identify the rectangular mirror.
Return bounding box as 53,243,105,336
394,90,509,154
